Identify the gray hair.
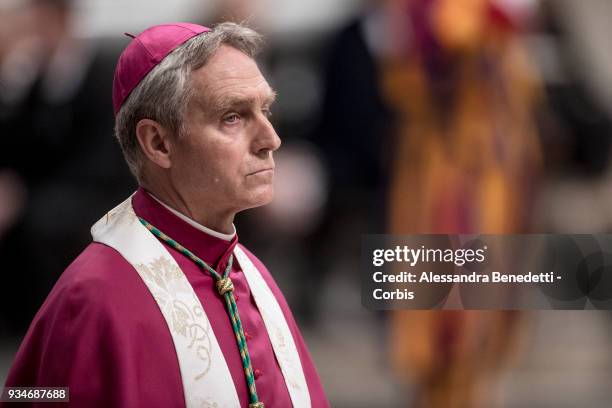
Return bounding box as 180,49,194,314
114,22,264,182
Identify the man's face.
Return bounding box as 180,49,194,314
171,45,280,215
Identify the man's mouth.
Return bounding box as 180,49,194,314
247,167,275,176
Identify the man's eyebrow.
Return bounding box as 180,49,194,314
266,89,277,106
209,88,278,114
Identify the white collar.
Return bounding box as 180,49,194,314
147,192,236,242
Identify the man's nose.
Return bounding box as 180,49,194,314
253,114,281,154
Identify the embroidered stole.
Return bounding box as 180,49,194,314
91,196,311,408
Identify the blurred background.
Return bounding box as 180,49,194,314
2,0,612,406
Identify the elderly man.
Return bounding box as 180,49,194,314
3,22,329,408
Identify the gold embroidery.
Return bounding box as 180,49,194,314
134,258,214,381
101,200,140,228
235,247,305,393
190,397,219,408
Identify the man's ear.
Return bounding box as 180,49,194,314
135,119,173,169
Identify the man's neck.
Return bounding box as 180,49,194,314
142,184,236,236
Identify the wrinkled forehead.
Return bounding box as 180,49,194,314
188,46,275,112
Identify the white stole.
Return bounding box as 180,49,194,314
90,196,311,408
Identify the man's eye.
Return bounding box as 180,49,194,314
262,108,272,118
223,113,240,124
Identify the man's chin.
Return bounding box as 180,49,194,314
240,188,274,211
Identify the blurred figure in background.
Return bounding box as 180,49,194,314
385,0,542,235
534,0,612,177
314,0,543,401
0,0,133,334
529,0,612,235
303,0,395,326
377,0,542,406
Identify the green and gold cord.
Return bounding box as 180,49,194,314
139,217,264,408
